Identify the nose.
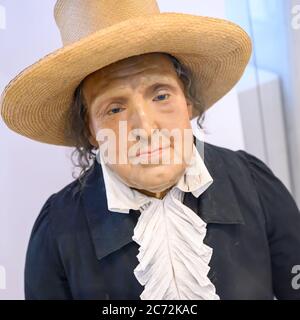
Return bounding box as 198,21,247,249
129,97,158,143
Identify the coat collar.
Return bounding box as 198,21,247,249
82,139,245,261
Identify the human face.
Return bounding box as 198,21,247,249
82,53,194,198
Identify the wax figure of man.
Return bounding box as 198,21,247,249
1,0,300,300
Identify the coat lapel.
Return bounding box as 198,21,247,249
82,140,245,261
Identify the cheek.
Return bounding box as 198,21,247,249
91,118,121,145
163,102,191,129
168,97,190,119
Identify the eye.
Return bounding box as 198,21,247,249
153,93,170,101
107,106,124,115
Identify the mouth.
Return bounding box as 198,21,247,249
136,145,170,158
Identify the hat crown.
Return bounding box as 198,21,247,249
54,0,160,46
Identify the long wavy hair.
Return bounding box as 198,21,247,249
64,53,207,189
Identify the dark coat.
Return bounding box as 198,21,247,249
24,141,300,300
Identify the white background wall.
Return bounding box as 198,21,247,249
0,0,244,299
0,0,74,299
226,0,300,208
283,0,300,206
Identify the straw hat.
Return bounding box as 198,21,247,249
0,0,252,147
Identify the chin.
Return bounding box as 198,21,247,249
136,164,184,187
140,162,185,173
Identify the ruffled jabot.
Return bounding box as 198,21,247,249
98,142,220,300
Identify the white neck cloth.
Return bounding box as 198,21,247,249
97,142,220,300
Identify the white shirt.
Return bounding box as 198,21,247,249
97,141,220,300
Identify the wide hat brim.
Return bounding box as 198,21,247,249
0,13,252,147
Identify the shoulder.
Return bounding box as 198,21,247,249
201,140,298,205
28,180,80,242
46,163,97,210
203,141,300,220
48,177,82,210
201,141,259,176
202,141,277,177
31,163,97,236
201,141,246,164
